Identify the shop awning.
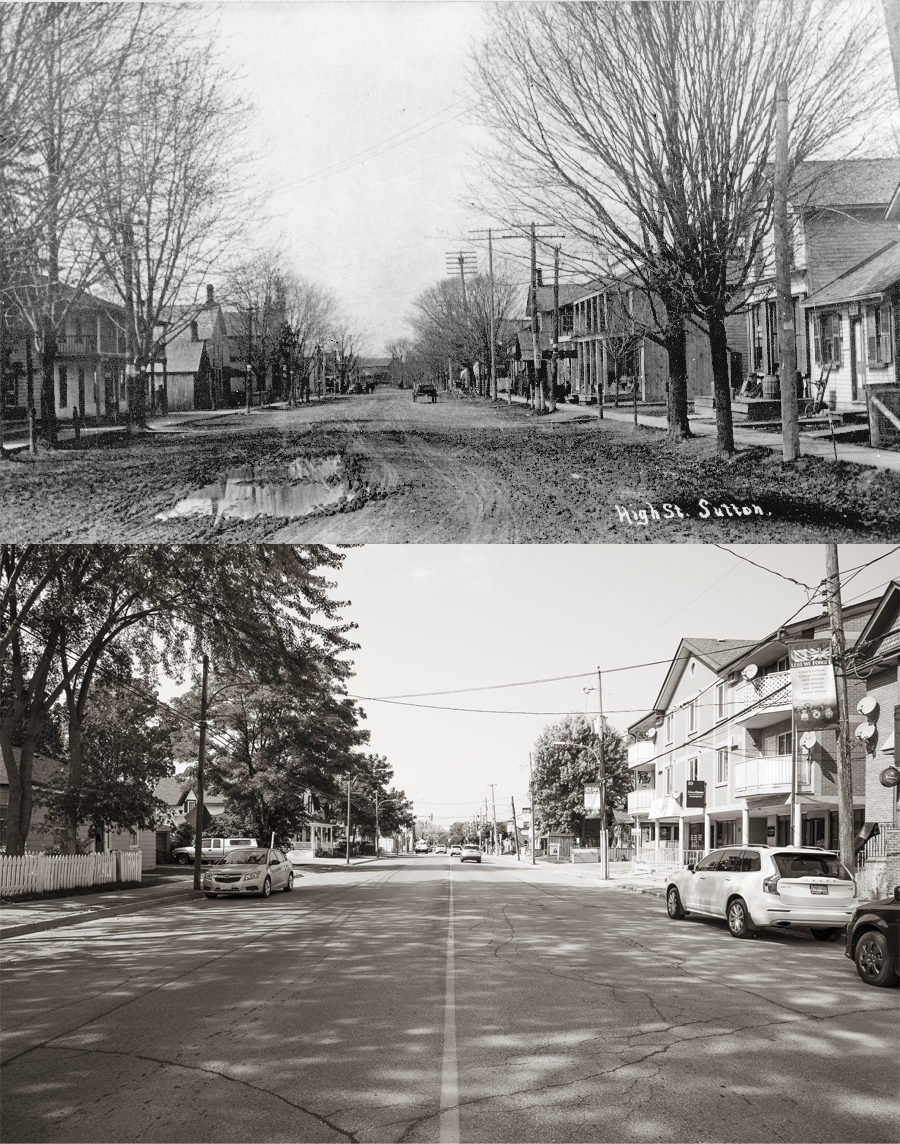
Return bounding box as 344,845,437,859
648,796,684,820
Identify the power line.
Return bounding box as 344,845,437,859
712,545,817,592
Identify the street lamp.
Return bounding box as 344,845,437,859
552,738,609,880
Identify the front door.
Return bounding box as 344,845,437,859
849,316,865,402
684,849,722,911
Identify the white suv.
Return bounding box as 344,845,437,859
666,845,858,939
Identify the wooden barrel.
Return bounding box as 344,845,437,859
762,374,780,399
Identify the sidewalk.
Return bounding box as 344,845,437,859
0,878,206,939
488,853,668,898
506,394,900,473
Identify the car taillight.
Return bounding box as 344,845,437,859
763,875,780,895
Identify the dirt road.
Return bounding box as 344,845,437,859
2,389,899,542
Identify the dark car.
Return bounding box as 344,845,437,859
844,885,899,987
412,382,437,403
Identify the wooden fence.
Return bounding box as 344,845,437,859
0,850,142,897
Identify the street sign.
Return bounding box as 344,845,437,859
583,783,602,811
685,780,706,809
182,804,212,830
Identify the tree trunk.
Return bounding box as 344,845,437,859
708,308,735,456
40,326,58,446
664,316,691,440
63,701,85,854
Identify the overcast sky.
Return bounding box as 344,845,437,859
331,544,899,832
214,1,496,354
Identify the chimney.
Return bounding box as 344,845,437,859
206,284,214,307
533,268,543,288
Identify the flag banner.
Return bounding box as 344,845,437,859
583,783,602,812
789,639,838,730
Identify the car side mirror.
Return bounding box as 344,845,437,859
686,863,696,873
894,886,900,903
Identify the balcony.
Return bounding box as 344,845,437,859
627,789,654,814
733,671,792,727
733,754,811,796
60,334,98,356
627,741,655,768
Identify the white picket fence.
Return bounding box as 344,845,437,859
0,850,142,897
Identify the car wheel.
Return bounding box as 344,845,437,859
854,931,899,987
283,872,294,892
260,877,272,899
666,886,687,919
727,897,756,939
810,927,837,942
204,893,217,899
176,854,190,865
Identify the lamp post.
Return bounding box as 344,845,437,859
552,738,609,880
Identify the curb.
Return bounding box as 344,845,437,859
0,887,206,939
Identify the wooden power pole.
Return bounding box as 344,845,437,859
825,545,855,874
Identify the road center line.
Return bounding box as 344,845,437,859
439,866,460,1144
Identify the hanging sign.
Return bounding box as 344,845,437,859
584,784,603,813
685,780,706,808
788,640,838,730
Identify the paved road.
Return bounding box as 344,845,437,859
1,856,896,1143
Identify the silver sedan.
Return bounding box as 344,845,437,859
203,848,294,899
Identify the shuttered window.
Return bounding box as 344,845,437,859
866,304,892,366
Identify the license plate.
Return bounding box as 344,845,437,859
218,886,238,891
810,884,828,895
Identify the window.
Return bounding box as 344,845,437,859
129,830,138,846
741,851,762,873
716,748,729,785
718,850,744,873
665,766,673,795
688,757,699,781
184,800,196,813
777,731,793,756
715,683,726,721
813,312,842,368
688,700,697,734
0,787,7,848
695,851,723,872
715,819,737,846
665,713,674,744
866,303,892,366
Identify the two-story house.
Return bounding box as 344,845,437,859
742,158,900,414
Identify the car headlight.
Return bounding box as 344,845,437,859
241,872,260,882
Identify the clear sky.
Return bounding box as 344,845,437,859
214,1,495,354
329,544,899,831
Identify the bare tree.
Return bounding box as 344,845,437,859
472,1,892,453
0,3,148,443
385,337,412,388
92,34,256,424
330,317,367,393
282,277,337,403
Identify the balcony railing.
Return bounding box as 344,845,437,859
628,741,655,767
61,334,98,355
627,789,654,814
733,753,810,795
735,670,791,716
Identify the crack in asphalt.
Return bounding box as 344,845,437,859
39,1042,359,1143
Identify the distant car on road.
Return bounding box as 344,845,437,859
414,840,429,854
845,886,900,987
460,845,482,864
412,382,437,403
433,845,447,855
665,845,857,939
202,848,294,898
449,845,461,856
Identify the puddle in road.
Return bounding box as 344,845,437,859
157,456,357,521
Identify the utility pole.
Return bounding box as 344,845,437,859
245,305,254,416
825,546,856,874
192,655,209,892
488,229,498,400
549,245,560,414
774,79,799,461
510,794,520,861
345,777,352,866
529,752,537,865
489,784,500,855
596,667,609,881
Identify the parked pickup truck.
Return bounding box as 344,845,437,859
172,836,258,865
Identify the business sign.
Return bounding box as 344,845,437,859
636,770,653,786
789,640,838,730
685,780,706,809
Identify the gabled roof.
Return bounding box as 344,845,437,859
802,241,900,309
516,329,553,357
644,637,757,722
153,776,188,806
0,747,66,789
358,357,392,370
528,283,584,316
164,339,207,375
856,579,900,659
791,159,900,209
222,309,249,339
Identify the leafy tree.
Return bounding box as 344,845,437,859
1,544,356,854
531,713,629,844
41,679,177,846
173,671,369,850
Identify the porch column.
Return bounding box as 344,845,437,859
793,799,803,847
704,811,712,852
741,805,750,846
678,815,685,861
